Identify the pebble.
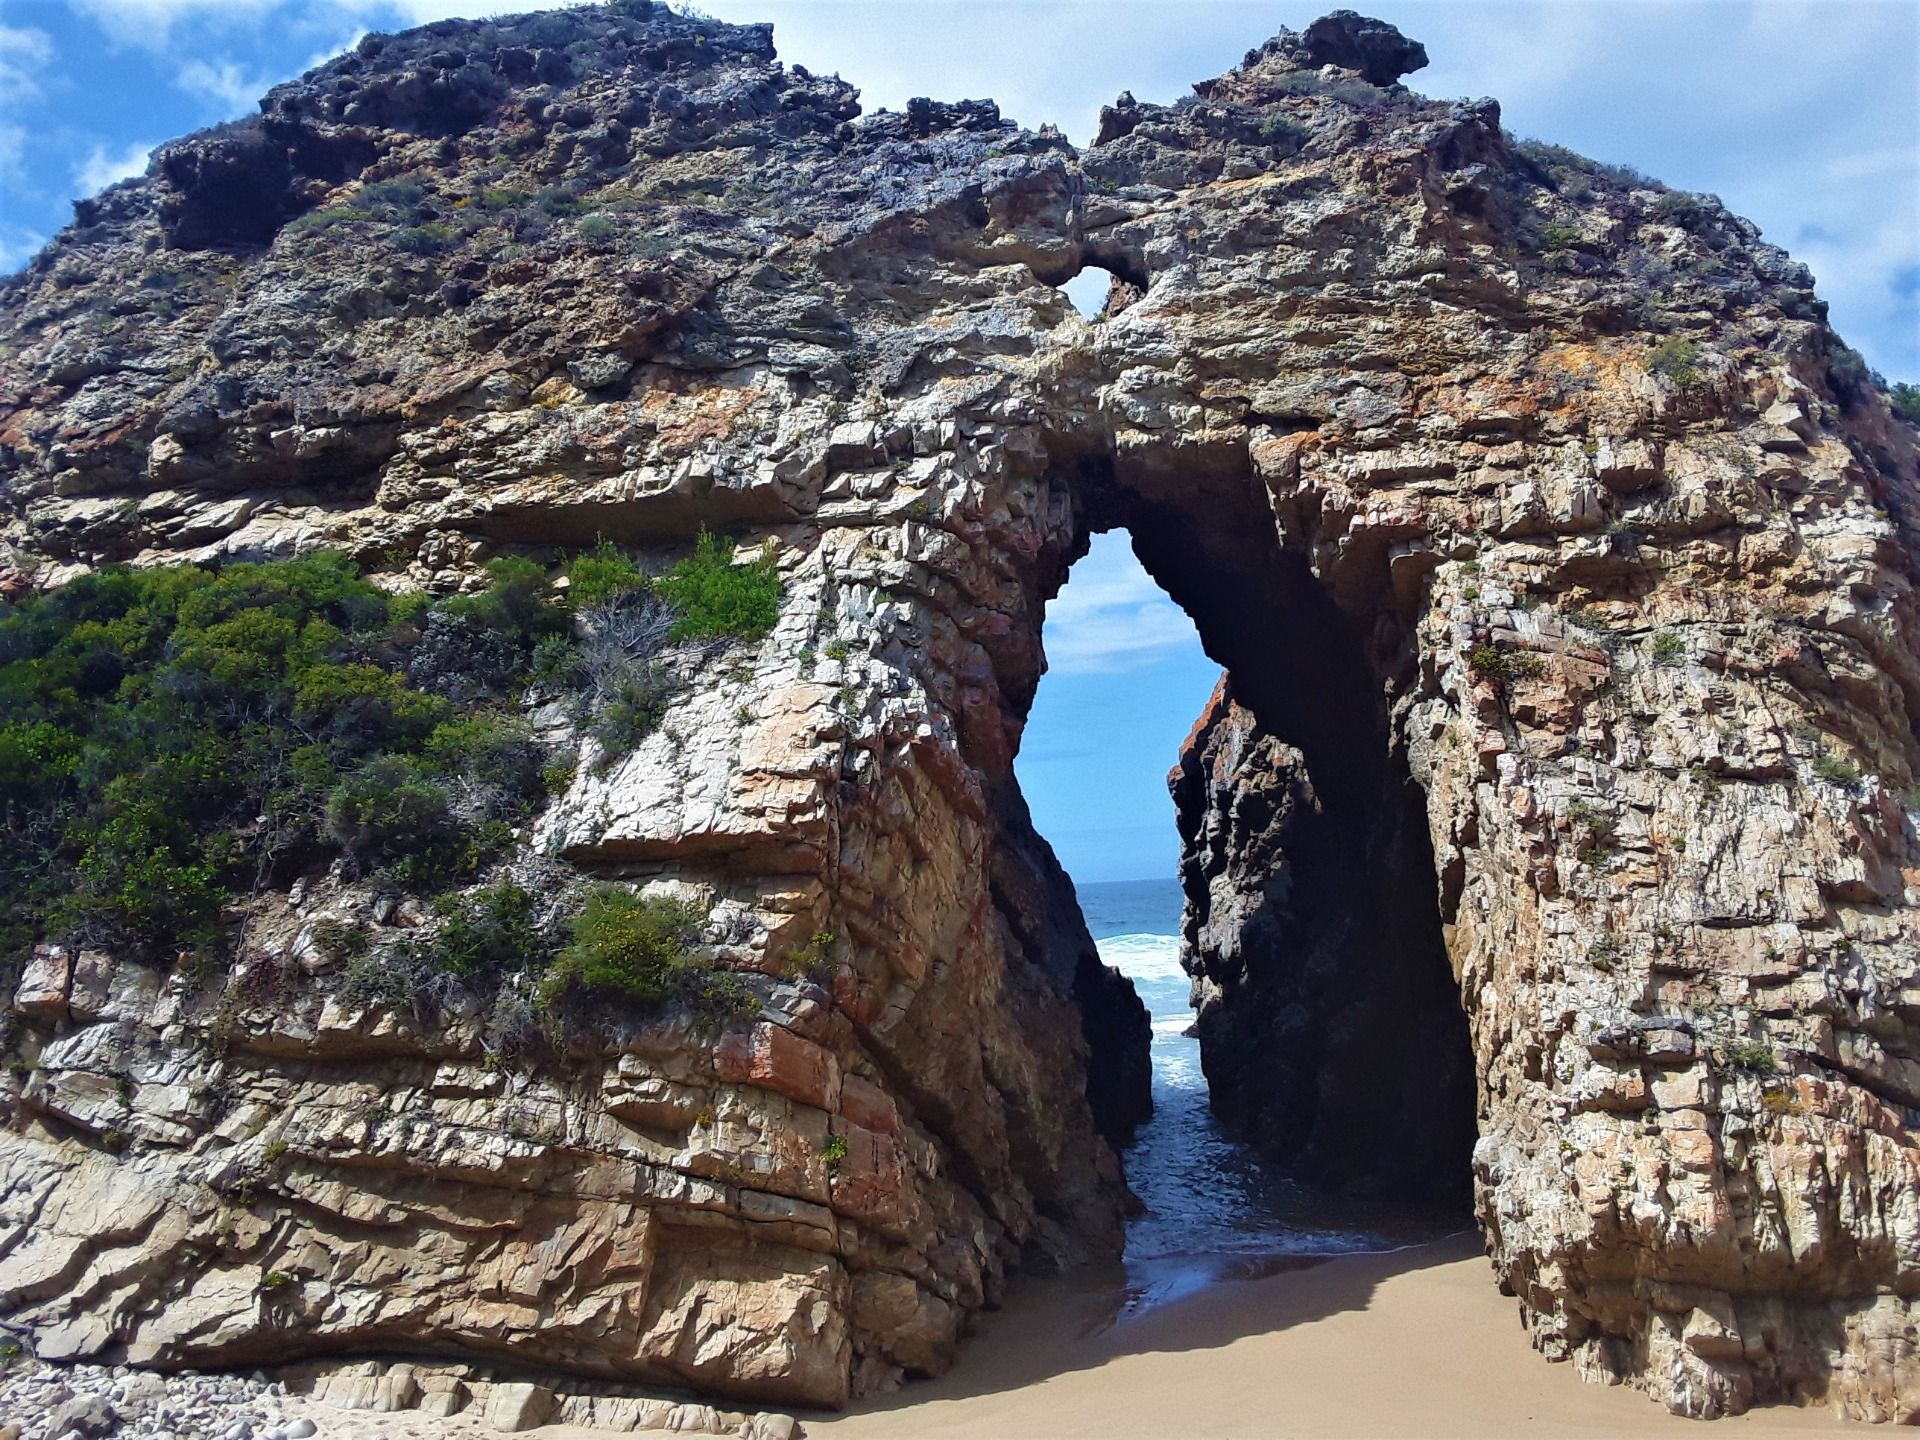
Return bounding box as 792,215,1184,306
0,1360,313,1440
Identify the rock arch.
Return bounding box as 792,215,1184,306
3,3,1920,1425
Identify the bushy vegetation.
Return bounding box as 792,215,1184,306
1510,137,1656,194
1647,338,1702,388
1256,115,1306,150
1722,1037,1778,1074
539,888,751,1017
0,532,782,968
1650,629,1686,666
1468,643,1545,688
655,531,782,641
564,538,646,608
1892,383,1920,425
335,878,750,1043
1812,751,1863,788
0,552,566,963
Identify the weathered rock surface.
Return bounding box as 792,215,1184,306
4,2,1920,1424
0,1355,801,1437
1170,675,1476,1204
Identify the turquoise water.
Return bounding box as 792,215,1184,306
1077,878,1448,1303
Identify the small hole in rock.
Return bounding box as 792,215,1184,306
1060,268,1111,321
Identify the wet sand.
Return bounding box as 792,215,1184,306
803,1232,1856,1439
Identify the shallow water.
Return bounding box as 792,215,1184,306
1078,879,1458,1312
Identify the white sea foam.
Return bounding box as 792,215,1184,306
1095,932,1186,985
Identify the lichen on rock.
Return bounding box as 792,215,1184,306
4,3,1920,1424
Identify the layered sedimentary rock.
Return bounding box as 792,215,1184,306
4,2,1920,1422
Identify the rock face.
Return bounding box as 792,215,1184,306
1169,675,1476,1205
4,3,1920,1423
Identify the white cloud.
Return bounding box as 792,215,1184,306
0,221,46,272
71,0,281,48
0,24,53,107
73,138,158,196
176,57,271,113
1044,533,1199,677
0,121,23,182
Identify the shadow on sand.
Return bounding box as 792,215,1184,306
810,1231,1482,1422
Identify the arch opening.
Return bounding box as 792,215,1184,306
1039,251,1150,323
1013,490,1478,1282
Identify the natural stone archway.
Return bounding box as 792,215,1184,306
4,3,1920,1426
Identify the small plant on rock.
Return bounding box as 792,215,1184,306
822,1132,849,1175
1257,115,1306,150
1586,934,1625,973
1650,629,1685,666
1723,1037,1778,1074
1648,338,1702,388
565,538,646,608
1469,644,1545,688
1568,800,1618,866
1812,751,1863,787
538,888,748,1019
656,532,782,641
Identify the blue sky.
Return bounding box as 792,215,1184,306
1,1,1915,882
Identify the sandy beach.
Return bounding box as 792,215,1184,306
803,1233,1854,1439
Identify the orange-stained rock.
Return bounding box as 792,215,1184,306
12,946,72,1020
828,1124,913,1234
838,1075,898,1136
715,1024,841,1113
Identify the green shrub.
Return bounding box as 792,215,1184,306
1256,115,1305,149
588,662,680,755
422,711,544,806
326,757,457,872
393,224,451,254
528,633,583,689
1539,224,1581,252
1468,644,1545,686
1828,345,1877,408
285,207,374,233
822,1132,848,1174
1891,383,1920,425
656,532,782,641
0,548,577,962
1650,191,1707,229
565,538,645,608
539,889,741,1014
1723,1038,1777,1074
1650,629,1685,666
577,214,616,241
1648,338,1702,388
1567,800,1618,866
357,180,428,220
408,880,550,980
1812,752,1863,787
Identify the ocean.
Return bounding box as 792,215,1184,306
1077,878,1444,1297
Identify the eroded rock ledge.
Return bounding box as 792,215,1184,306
4,2,1920,1423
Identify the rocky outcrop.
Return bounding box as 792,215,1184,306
5,2,1920,1423
1170,676,1476,1204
